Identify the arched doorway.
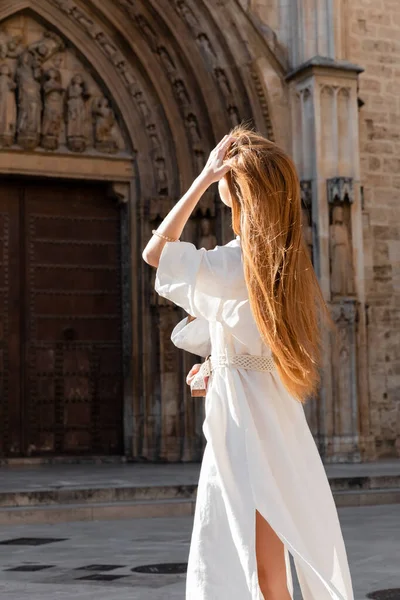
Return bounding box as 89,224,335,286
0,1,281,460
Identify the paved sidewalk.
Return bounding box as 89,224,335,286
0,504,398,599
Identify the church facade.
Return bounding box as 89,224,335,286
0,0,398,463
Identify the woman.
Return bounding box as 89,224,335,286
142,128,354,600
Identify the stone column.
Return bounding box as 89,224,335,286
287,59,375,462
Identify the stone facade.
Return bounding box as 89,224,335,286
0,0,397,462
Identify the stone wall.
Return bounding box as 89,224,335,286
341,0,400,457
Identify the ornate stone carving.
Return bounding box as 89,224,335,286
0,14,127,156
327,177,354,204
197,33,217,66
250,65,274,141
16,51,42,150
186,113,201,148
157,46,177,77
215,67,233,102
198,217,217,250
174,0,201,34
174,79,191,113
0,30,23,59
28,31,65,65
135,15,158,51
155,157,168,195
66,74,90,153
300,180,312,208
93,96,119,154
0,63,16,146
108,182,130,204
42,67,64,150
228,105,241,127
302,208,313,263
329,205,355,297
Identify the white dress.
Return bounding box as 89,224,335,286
155,236,354,600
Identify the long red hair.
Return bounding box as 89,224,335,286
225,127,333,403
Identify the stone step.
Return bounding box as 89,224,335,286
329,474,400,491
0,487,399,525
333,487,400,507
0,484,197,508
0,498,196,525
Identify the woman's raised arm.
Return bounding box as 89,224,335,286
142,134,233,268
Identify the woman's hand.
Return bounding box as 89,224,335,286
186,363,201,386
199,135,234,185
186,363,209,389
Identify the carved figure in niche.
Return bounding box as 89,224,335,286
329,205,355,296
0,30,9,59
71,6,98,36
174,79,190,112
156,157,168,195
6,36,24,59
147,123,161,150
136,15,158,51
16,51,42,150
301,208,313,263
194,150,205,174
198,217,217,250
28,31,65,66
41,67,64,150
135,91,150,121
197,33,217,66
186,113,201,147
157,47,176,77
93,96,119,153
95,31,118,61
228,106,241,127
66,74,90,152
175,1,200,33
215,68,232,101
0,63,16,147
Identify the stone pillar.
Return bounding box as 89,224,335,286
288,59,375,462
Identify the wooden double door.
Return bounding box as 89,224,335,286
0,179,124,456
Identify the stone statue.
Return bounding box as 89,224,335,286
174,80,190,112
66,74,90,152
28,31,65,66
0,30,8,60
197,33,216,66
198,217,217,250
6,36,24,59
41,67,64,150
215,68,232,101
136,15,158,51
228,106,240,127
155,157,168,195
93,96,118,153
16,51,42,150
175,1,200,33
186,113,201,146
157,47,176,78
147,123,161,150
302,208,313,263
0,63,17,147
329,205,355,296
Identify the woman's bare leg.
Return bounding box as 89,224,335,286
255,509,291,600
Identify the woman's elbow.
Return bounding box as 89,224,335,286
142,248,159,268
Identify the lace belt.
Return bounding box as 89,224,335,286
200,353,276,377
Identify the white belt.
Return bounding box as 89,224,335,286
200,353,276,377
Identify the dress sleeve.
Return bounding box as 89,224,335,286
170,316,211,358
154,241,225,321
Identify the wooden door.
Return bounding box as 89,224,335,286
0,179,124,456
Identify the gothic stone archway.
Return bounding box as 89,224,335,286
0,0,279,460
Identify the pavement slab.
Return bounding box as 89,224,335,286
0,504,398,599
